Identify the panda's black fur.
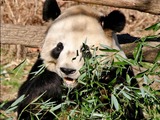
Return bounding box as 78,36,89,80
17,58,63,119
3,0,145,119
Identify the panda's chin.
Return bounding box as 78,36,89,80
63,77,78,88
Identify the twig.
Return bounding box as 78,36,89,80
4,0,16,23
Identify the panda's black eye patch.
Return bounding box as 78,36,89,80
50,42,64,59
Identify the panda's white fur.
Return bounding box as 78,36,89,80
41,5,126,88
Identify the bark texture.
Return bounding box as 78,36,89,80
64,0,160,15
1,24,160,62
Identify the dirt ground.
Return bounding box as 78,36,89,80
1,0,160,104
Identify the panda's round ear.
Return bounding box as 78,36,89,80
101,10,126,32
43,0,61,22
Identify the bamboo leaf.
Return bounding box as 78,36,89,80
145,22,160,31
10,95,25,108
121,91,131,100
111,94,119,111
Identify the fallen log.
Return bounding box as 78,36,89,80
1,24,160,62
64,0,160,15
1,24,46,47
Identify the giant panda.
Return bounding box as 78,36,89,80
16,0,144,119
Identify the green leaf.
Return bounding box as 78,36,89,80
100,44,119,52
10,95,25,108
155,51,160,63
143,75,152,85
140,87,145,98
126,74,131,85
92,113,104,118
133,43,143,62
121,91,131,100
50,103,66,112
78,73,87,85
145,35,160,40
115,54,136,65
99,48,119,52
12,59,27,78
142,86,155,99
13,59,26,72
6,95,25,112
145,22,160,31
6,106,17,113
111,94,119,111
30,64,45,80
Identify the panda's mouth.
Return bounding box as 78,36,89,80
64,77,74,81
63,77,78,88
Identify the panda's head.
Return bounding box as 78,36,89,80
41,0,126,88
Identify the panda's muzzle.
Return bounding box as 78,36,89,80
60,67,76,75
60,67,78,88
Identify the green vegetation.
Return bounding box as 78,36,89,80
0,23,160,120
0,59,28,92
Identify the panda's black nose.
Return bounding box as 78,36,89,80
60,67,76,75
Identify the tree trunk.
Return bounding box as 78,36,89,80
64,0,160,15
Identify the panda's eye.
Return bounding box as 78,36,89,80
50,42,64,59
